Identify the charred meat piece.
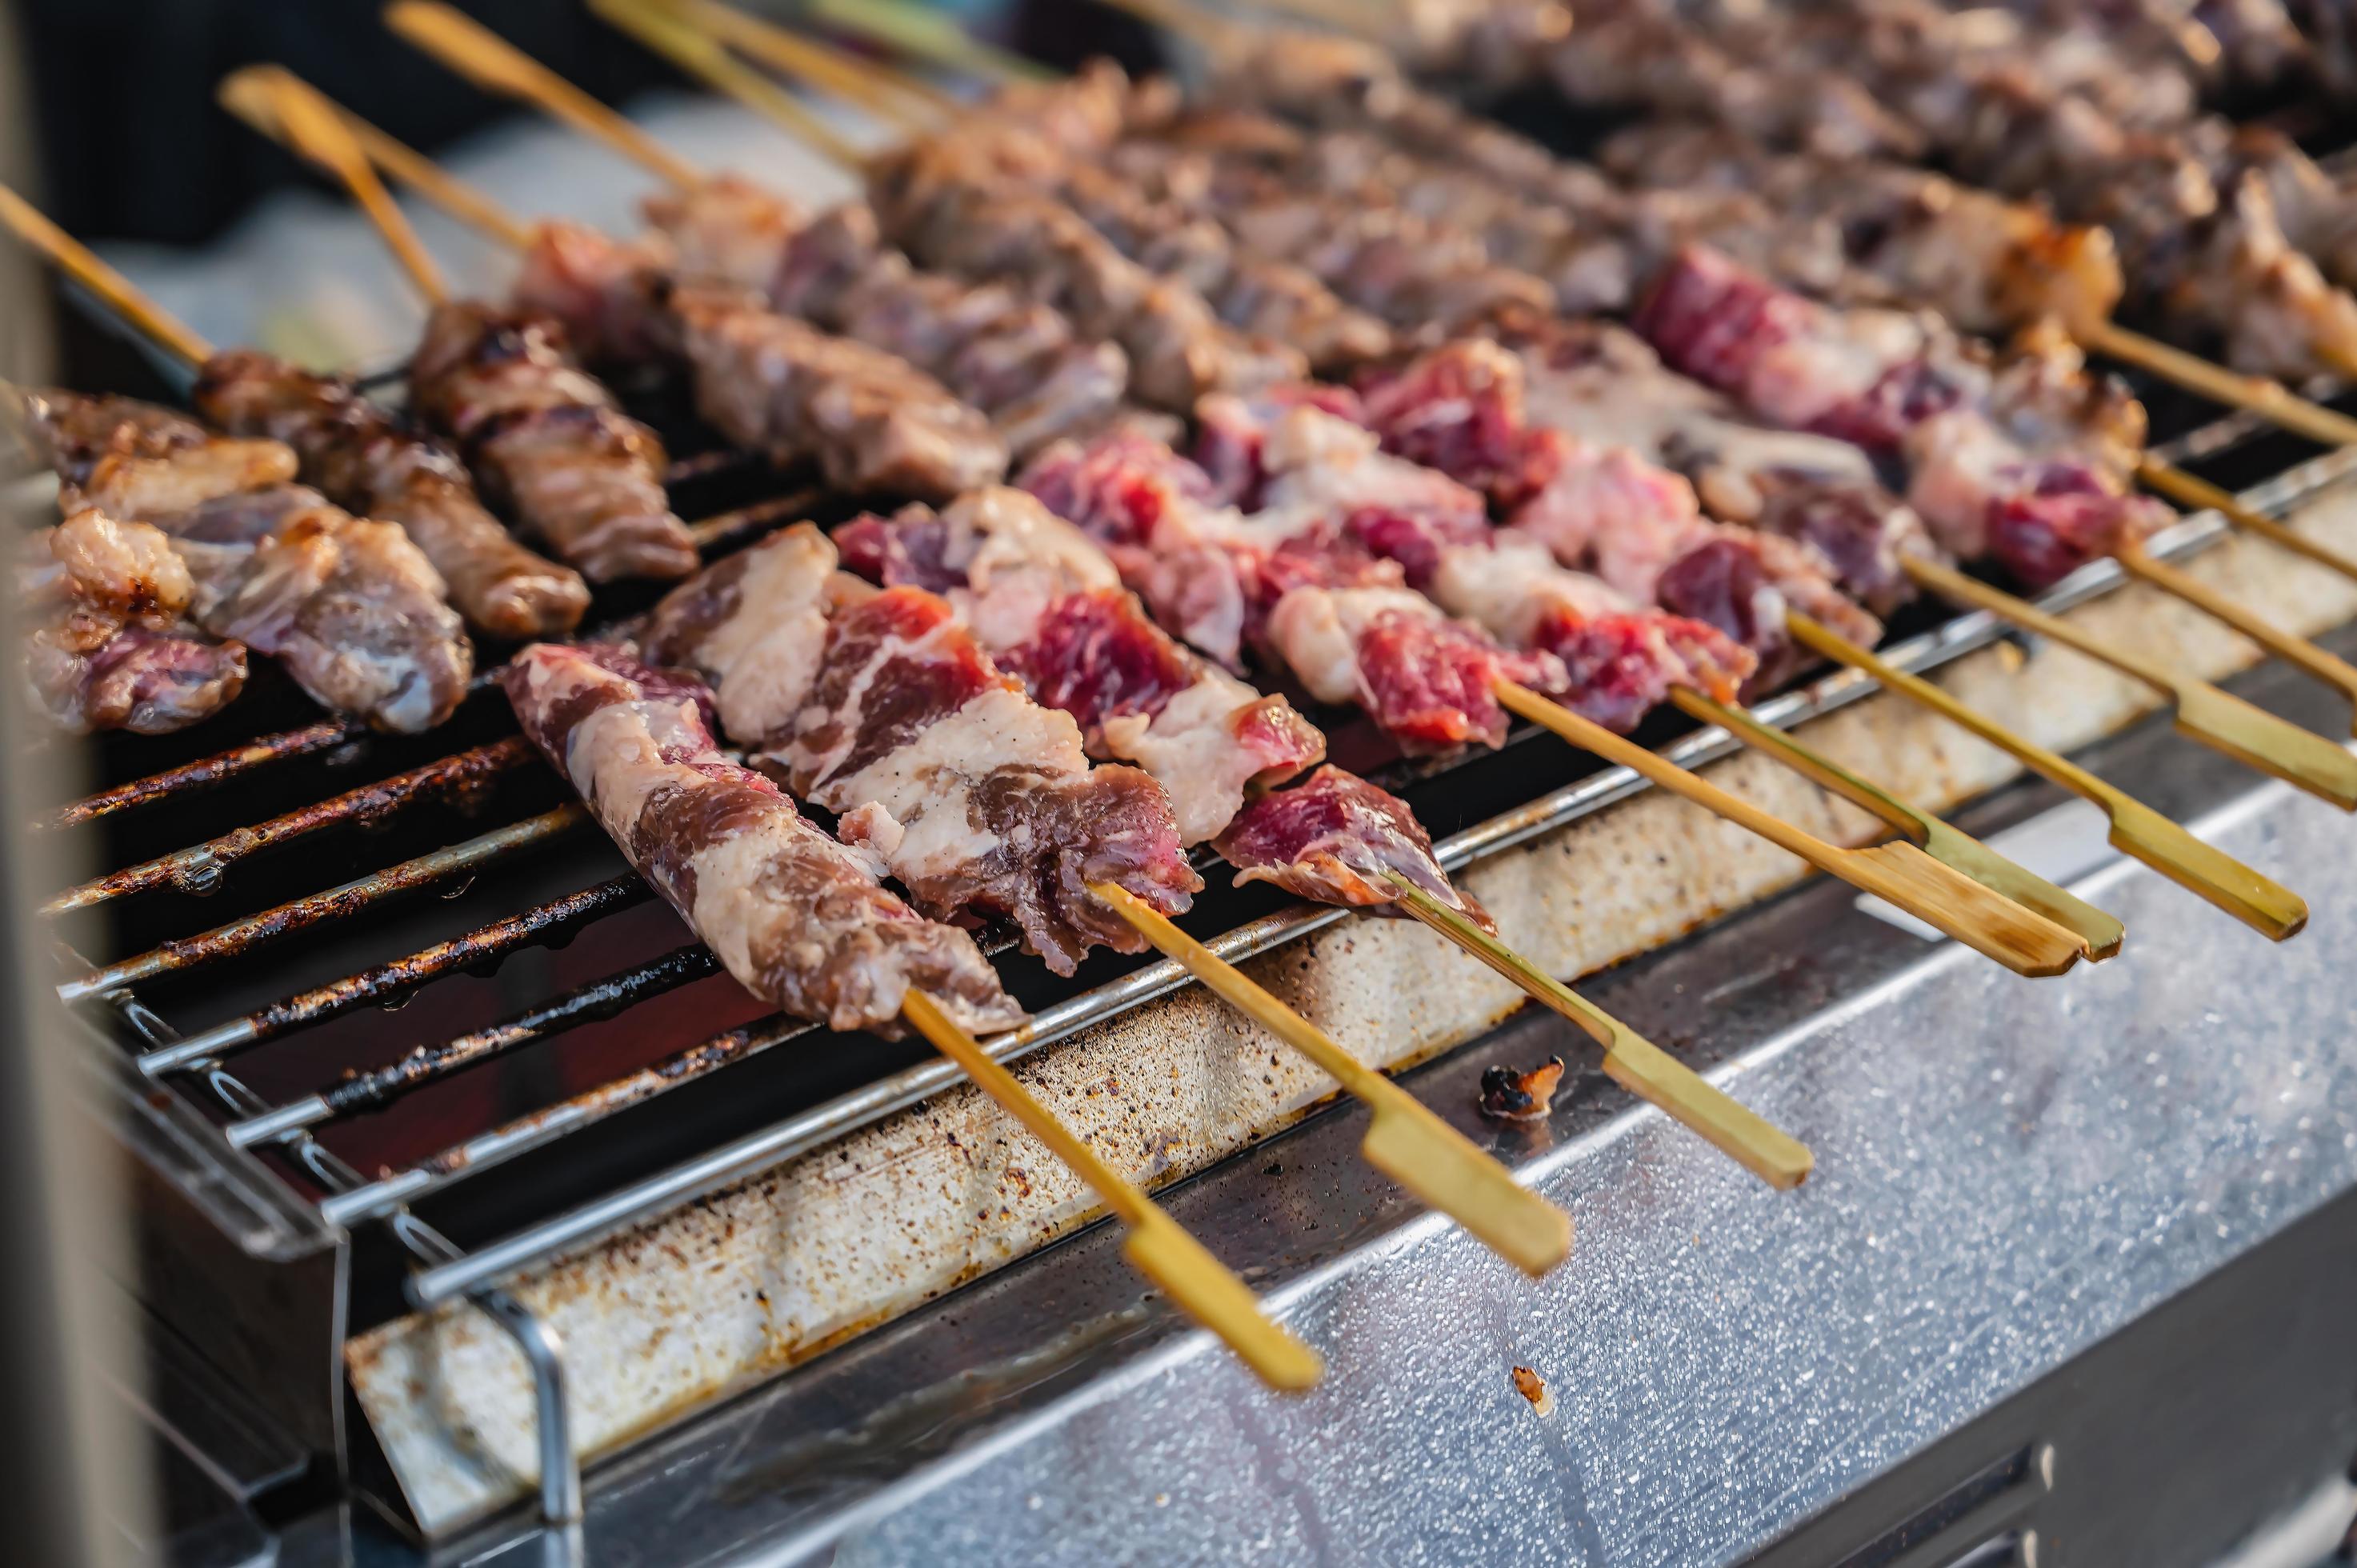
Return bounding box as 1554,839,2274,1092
17,511,247,734
191,349,589,638
502,642,1022,1036
642,524,1201,974
408,300,697,583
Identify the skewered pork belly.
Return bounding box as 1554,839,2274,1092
189,350,589,638
16,390,471,731
1636,246,2171,589
866,138,1309,411
640,524,1200,974
408,301,698,582
831,487,1493,928
17,510,247,734
502,642,1022,1036
641,178,1130,457
832,486,1325,844
511,222,1009,501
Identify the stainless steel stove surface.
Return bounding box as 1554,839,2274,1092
232,640,2348,1568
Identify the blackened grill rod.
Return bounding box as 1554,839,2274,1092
224,944,724,1148
42,736,538,915
40,720,358,832
58,805,592,1006
134,872,648,1075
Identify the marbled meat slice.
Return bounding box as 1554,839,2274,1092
641,524,1202,974
502,642,1021,1036
1215,764,1492,930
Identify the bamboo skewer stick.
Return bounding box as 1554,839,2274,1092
582,0,866,168
384,2,703,188
0,186,214,365
1091,882,1586,1263
1667,688,2124,958
1785,611,2307,939
656,0,956,122
1493,682,2087,975
249,70,450,306
433,18,2098,978
2115,544,2357,733
804,0,1058,86
1903,557,2357,810
1371,874,1816,1190
221,67,535,251
2136,458,2357,586
900,989,1323,1390
306,69,1653,1240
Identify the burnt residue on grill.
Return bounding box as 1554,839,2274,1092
44,735,538,915
239,874,648,1051
318,944,723,1118
40,718,358,832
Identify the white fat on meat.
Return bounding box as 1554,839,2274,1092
1266,586,1439,706
1427,531,1632,646
697,525,839,746
1742,308,1927,430
1101,667,1275,844
830,684,1092,886
1900,408,2018,557
936,486,1122,648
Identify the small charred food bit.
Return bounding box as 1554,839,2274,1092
1511,1366,1555,1416
1480,1056,1567,1122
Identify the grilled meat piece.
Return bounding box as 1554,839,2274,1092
192,349,589,638
16,389,473,731
408,301,697,583
1215,764,1493,930
502,642,1022,1037
18,511,247,734
642,524,1201,974
834,486,1324,844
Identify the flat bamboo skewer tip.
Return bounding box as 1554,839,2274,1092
0,185,214,366
384,1,704,188
1376,871,1815,1191
1667,687,2125,959
898,988,1323,1391
1785,611,2308,941
2115,542,2357,734
1089,880,1575,1274
1495,681,2087,977
1903,557,2357,811
243,69,450,306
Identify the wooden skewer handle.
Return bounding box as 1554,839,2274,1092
386,1,705,188
2137,459,2357,587
1380,873,1815,1191
1091,882,1573,1276
1669,689,2123,958
899,989,1323,1391
674,0,952,122
249,70,450,305
2078,319,2357,449
805,0,1056,86
0,186,214,365
2116,543,2357,723
589,0,865,170
1787,612,2309,940
1901,557,2357,810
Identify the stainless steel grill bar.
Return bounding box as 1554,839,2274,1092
390,442,2357,1306
38,719,358,832
58,805,588,1006
134,872,648,1077
225,944,724,1149
42,736,537,916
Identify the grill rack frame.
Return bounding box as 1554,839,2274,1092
31,274,2357,1542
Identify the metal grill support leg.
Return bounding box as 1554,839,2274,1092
476,1290,582,1526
